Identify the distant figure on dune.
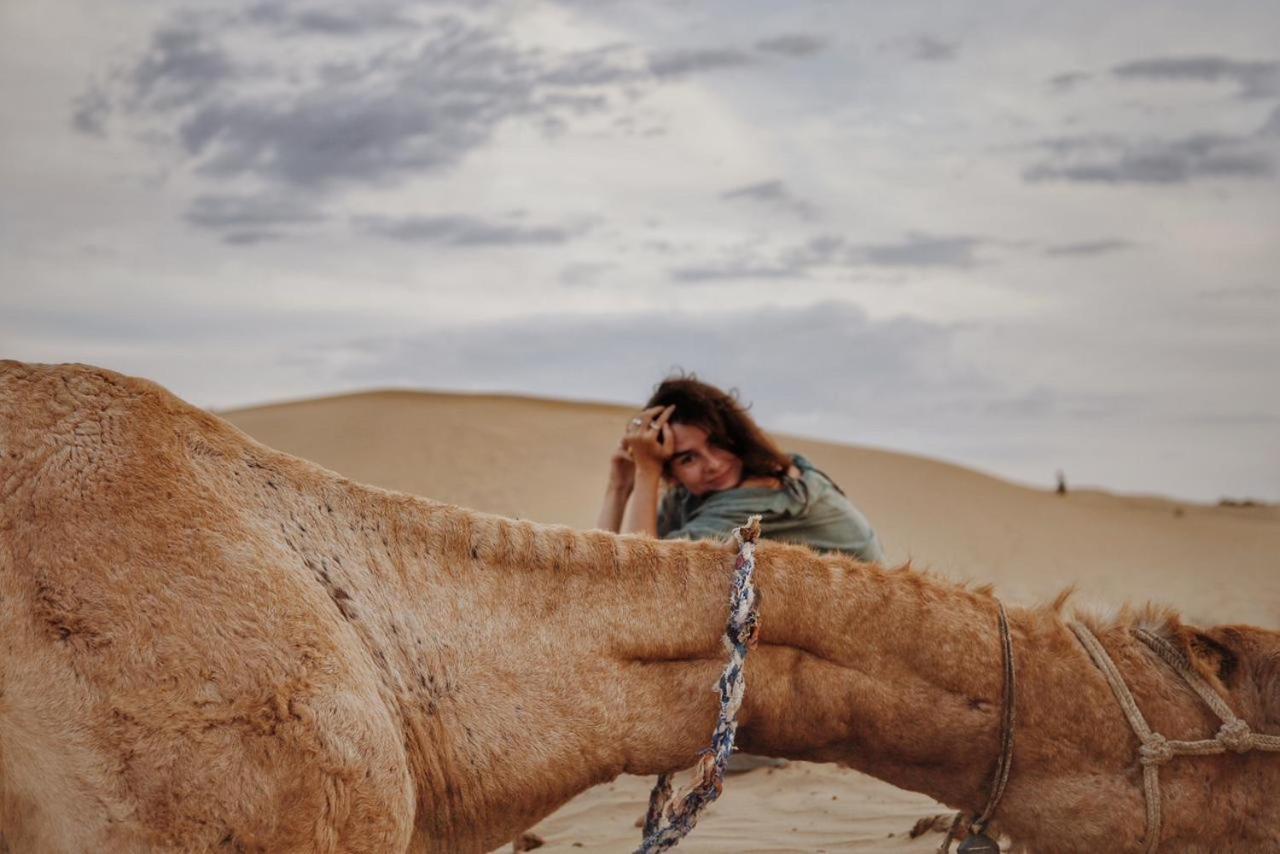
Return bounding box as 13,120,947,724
597,374,885,563
1056,469,1068,496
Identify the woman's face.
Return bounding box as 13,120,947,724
667,422,743,497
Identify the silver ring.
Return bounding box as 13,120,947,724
630,417,643,426
649,421,661,430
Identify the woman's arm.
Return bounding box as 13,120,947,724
595,442,634,532
620,465,663,536
618,404,675,536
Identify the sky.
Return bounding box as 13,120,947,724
2,0,1278,503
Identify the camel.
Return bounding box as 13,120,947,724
0,360,1276,853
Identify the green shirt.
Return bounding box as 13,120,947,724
657,454,886,562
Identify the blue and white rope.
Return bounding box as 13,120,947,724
635,515,762,854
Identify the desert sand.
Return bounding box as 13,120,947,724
223,390,1279,853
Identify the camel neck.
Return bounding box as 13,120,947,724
346,498,1013,850
733,545,1013,811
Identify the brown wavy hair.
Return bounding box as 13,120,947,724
644,374,792,482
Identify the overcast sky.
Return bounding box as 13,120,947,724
2,0,1278,503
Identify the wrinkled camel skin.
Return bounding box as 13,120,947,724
1,361,1276,853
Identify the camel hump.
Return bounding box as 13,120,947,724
0,361,236,503
1,360,171,457
0,359,172,413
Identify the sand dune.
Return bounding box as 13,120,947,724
223,390,1279,852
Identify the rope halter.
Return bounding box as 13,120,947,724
938,599,1017,854
635,516,762,854
1070,622,1280,853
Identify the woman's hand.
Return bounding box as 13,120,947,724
622,404,675,474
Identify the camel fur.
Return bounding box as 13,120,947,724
1,361,1277,853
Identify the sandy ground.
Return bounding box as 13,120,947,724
224,390,1280,853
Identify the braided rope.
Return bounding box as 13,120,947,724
1070,622,1280,853
635,516,762,854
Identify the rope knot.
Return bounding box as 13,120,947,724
732,515,761,547
1216,719,1253,753
1139,733,1174,766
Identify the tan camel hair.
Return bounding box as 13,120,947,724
1,361,1276,853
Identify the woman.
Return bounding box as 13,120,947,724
596,376,885,563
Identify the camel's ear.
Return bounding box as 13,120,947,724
1188,625,1280,727
1185,627,1241,686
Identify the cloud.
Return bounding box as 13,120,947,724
79,10,823,198
647,37,830,78
184,192,327,242
243,2,419,37
1195,283,1278,302
857,233,985,268
0,298,380,346
754,34,826,58
720,179,817,219
786,232,993,271
356,213,585,246
222,229,289,245
559,262,616,287
71,87,110,136
73,15,636,192
300,302,982,427
976,386,1058,418
536,44,642,88
721,180,788,203
1043,239,1136,257
1023,125,1278,184
176,91,495,188
168,20,567,189
130,25,239,111
669,231,995,283
647,48,754,78
1263,105,1280,136
186,193,326,229
1048,71,1093,92
906,36,959,62
670,262,800,282
670,234,824,283
1112,55,1280,99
